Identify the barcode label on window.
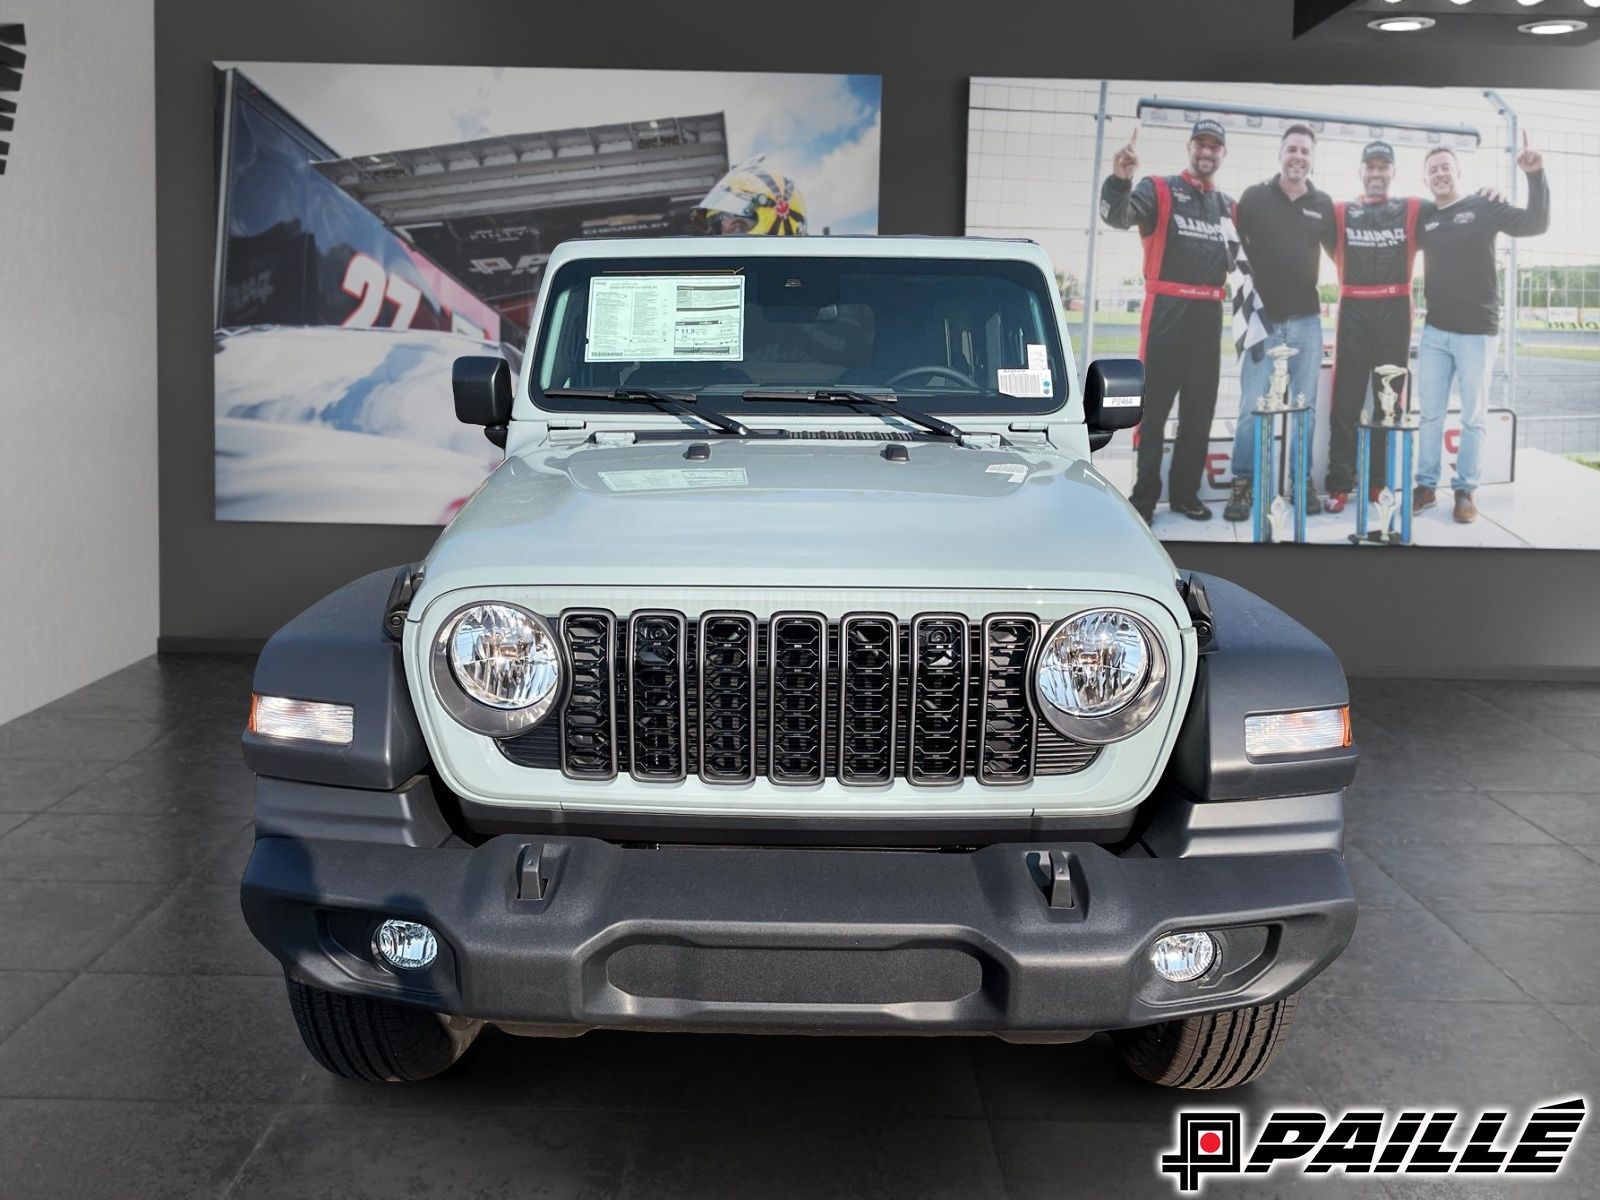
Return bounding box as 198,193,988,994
997,369,1054,398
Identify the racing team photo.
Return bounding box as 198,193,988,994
967,78,1600,550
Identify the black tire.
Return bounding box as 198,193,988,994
1111,992,1299,1090
286,977,474,1083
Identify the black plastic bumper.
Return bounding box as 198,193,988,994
240,832,1355,1038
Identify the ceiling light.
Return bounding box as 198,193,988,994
1520,17,1586,31
1369,16,1436,31
1449,0,1475,5
1516,0,1548,6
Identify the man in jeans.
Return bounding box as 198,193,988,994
1415,137,1549,523
1225,124,1334,522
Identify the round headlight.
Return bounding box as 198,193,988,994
1039,610,1150,717
449,604,559,709
430,603,562,737
1035,609,1167,744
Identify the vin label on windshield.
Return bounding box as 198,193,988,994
585,275,745,362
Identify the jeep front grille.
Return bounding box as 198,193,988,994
697,612,757,784
627,611,687,781
498,611,1100,785
908,615,970,785
558,610,618,780
978,615,1041,785
838,614,897,785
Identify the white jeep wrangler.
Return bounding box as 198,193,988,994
241,235,1357,1089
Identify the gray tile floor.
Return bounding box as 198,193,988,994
2,657,1598,1198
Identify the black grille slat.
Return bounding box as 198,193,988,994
500,611,1101,784
1035,731,1100,773
498,719,563,768
628,611,687,781
768,613,827,785
908,615,970,786
698,612,757,783
980,616,1040,786
838,614,898,786
558,610,618,780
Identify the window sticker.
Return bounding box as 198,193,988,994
585,275,745,362
997,368,1054,398
598,468,750,493
1026,343,1049,372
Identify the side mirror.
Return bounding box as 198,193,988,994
1083,358,1144,450
453,356,513,448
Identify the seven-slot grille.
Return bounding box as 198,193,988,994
501,610,1101,786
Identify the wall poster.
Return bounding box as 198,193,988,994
968,78,1600,550
214,62,882,523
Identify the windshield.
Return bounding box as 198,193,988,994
531,255,1069,417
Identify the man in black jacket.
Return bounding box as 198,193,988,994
1415,136,1550,523
1101,119,1233,523
1225,124,1334,522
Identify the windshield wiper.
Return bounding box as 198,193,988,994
739,388,967,441
543,387,758,438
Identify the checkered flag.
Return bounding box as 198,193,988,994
0,24,24,176
1225,213,1268,361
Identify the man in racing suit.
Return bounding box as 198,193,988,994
1323,141,1420,513
1101,119,1232,522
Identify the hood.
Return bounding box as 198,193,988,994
417,438,1181,613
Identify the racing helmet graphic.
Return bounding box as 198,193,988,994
691,157,808,236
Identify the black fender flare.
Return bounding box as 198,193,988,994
243,567,428,789
1169,575,1358,802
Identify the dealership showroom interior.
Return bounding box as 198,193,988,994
7,0,1600,1195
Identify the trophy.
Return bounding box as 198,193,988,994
1372,364,1409,427
1256,345,1298,413
1352,363,1418,546
1250,345,1312,544
1267,495,1297,544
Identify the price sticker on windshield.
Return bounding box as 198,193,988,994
586,275,745,362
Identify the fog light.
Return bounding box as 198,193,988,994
373,920,438,970
1151,931,1218,983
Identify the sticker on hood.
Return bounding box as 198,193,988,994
598,467,750,493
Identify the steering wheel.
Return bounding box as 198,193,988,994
883,364,983,391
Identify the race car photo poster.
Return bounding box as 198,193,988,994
212,62,882,524
967,78,1600,550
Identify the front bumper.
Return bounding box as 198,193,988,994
241,832,1355,1037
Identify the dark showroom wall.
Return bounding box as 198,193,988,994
157,0,1600,675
